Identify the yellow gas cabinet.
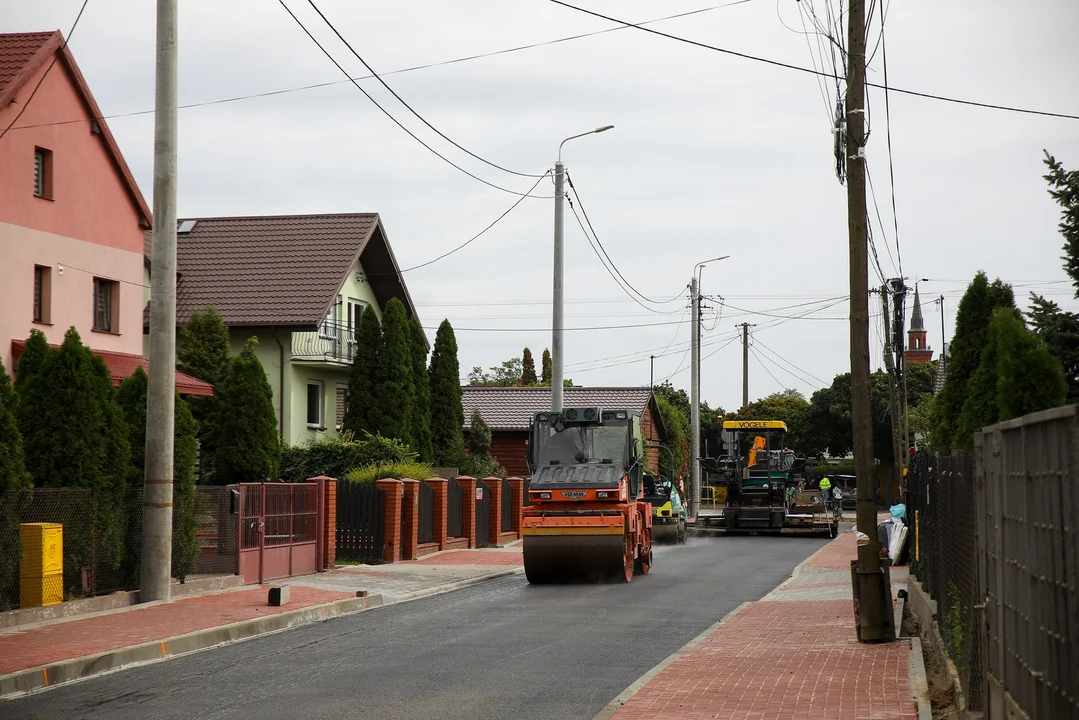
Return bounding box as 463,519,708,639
20,523,63,607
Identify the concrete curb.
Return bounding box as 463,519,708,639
380,566,526,605
590,602,753,720
909,636,933,720
0,593,382,701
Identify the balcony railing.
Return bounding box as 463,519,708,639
292,320,357,364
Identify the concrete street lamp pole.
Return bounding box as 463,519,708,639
551,124,614,413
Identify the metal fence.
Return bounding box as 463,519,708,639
192,486,238,576
418,481,434,545
974,406,1079,720
336,481,385,563
447,478,464,539
475,479,491,547
501,478,512,533
908,450,984,711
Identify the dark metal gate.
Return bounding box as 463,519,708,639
475,479,491,547
418,480,435,544
238,482,321,584
336,481,384,563
522,477,531,507
447,478,464,538
501,478,513,533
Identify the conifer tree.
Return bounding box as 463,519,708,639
0,357,28,494
344,304,381,435
541,348,552,385
521,348,538,385
177,306,230,478
994,308,1068,420
429,320,466,466
213,338,281,483
15,328,50,395
409,317,434,462
372,298,415,446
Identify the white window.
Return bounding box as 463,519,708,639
319,300,339,339
306,380,324,428
335,385,347,430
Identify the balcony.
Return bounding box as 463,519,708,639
292,321,357,365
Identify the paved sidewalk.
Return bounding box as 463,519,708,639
0,545,523,698
599,529,923,720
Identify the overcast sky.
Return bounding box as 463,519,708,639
10,0,1079,411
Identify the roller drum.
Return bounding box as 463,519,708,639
523,534,629,583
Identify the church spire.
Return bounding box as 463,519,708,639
910,286,924,331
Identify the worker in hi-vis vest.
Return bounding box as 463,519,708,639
819,476,832,505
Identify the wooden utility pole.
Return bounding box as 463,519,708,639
846,0,890,642
738,322,752,408
880,285,903,506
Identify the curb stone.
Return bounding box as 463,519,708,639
590,602,753,720
381,566,525,605
909,637,933,720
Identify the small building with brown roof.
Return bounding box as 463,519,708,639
147,213,420,445
460,386,667,477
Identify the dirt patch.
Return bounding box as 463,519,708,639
905,611,959,719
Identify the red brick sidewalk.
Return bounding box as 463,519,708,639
608,531,918,720
0,585,350,676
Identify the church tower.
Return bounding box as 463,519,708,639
905,287,933,364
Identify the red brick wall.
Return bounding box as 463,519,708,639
323,478,337,569
427,478,449,551
376,479,403,562
400,479,420,561
486,476,502,545
642,404,661,473
456,476,477,548
507,477,524,536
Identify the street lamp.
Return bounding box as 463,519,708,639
551,124,614,413
689,255,730,521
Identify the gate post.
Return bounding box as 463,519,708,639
400,479,420,561
308,476,336,571
507,477,525,537
376,479,403,563
426,478,449,551
456,476,477,548
486,477,503,547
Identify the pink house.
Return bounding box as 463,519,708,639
0,31,208,394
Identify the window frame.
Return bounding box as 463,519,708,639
33,265,52,324
318,301,338,340
335,385,347,431
92,277,119,334
33,147,53,200
306,380,324,429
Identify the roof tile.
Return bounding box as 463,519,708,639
461,386,654,431
0,31,54,99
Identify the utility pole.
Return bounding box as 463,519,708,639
689,276,700,521
551,159,565,413
846,0,890,642
142,0,178,603
650,355,655,390
880,284,903,506
738,323,753,408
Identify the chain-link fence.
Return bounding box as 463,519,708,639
1,485,237,611
907,450,984,711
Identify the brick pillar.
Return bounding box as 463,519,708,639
427,478,449,550
456,476,477,548
486,476,502,545
507,477,525,537
309,476,337,570
400,479,420,561
376,479,403,563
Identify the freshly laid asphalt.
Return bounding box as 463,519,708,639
6,534,827,720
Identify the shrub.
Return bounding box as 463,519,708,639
213,338,281,483
344,462,436,485
279,431,415,482
459,410,505,478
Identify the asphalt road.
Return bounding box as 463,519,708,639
7,534,827,720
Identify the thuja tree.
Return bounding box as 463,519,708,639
177,305,231,479
0,357,29,609
14,328,49,395
372,298,415,446
429,319,466,466
213,338,281,483
344,304,381,436
117,368,200,581
521,348,538,385
409,316,434,462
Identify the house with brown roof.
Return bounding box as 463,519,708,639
148,213,420,445
0,31,209,395
460,386,667,477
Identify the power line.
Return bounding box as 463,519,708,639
362,171,550,277
277,0,551,199
719,297,851,320
880,16,902,276
546,0,1079,121
0,1,90,142
6,1,756,134
752,337,829,385
750,346,797,390
303,0,542,179
422,318,690,333
567,173,685,306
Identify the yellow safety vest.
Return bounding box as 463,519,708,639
819,477,831,490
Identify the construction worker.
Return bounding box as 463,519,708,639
819,476,832,506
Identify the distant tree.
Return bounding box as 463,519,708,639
1043,151,1079,292
467,357,522,387
344,304,381,436
654,393,689,479
730,389,814,454
14,328,49,395
372,298,415,446
521,348,538,385
460,409,504,478
429,320,465,466
409,316,434,462
541,349,552,385
931,272,1016,450
213,338,281,483
0,357,28,494
116,368,200,581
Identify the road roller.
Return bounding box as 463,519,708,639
522,407,652,583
